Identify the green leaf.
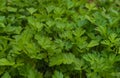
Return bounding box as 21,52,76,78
87,40,99,48
95,26,108,37
7,6,17,12
54,7,63,15
4,26,22,34
27,16,43,31
52,71,63,78
0,23,5,28
66,0,74,9
46,5,54,13
101,40,111,46
93,12,107,26
85,3,97,11
108,33,120,44
35,34,52,49
0,58,15,66
27,8,37,14
49,53,75,66
73,28,86,38
0,16,5,22
73,58,84,70
1,72,11,78
0,0,6,11
27,68,36,78
77,19,88,27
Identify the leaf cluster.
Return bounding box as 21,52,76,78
0,0,120,78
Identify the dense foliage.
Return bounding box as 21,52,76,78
0,0,120,78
